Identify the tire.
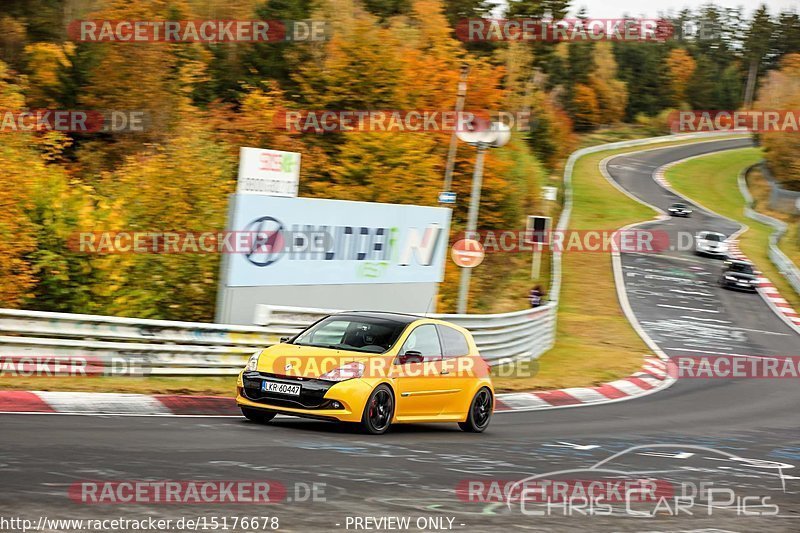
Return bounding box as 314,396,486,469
241,406,276,424
459,387,493,433
360,384,394,435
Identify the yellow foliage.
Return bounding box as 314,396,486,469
666,48,696,106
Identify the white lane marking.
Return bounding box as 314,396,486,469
543,441,600,450
665,347,788,360
34,391,172,415
670,289,714,296
671,321,790,336
658,304,719,313
682,316,731,323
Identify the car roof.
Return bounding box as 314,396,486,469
699,231,725,237
334,311,423,324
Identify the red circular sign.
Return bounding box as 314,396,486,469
451,239,485,268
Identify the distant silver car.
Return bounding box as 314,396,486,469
695,231,728,258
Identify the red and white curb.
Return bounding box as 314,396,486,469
494,357,671,412
0,391,241,416
0,358,672,416
726,241,800,328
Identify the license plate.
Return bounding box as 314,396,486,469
737,282,749,287
261,381,301,396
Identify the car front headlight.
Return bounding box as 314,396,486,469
725,275,737,281
246,351,261,372
320,361,365,382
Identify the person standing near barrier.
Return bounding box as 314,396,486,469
529,285,543,308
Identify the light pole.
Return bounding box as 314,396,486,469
456,122,511,314
442,64,470,198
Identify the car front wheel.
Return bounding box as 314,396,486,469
360,384,394,435
459,387,493,433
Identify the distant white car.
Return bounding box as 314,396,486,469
695,231,728,258
668,202,693,217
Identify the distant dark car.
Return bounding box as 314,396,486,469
719,260,759,291
668,202,693,217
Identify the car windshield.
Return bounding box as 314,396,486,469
292,315,408,353
729,263,755,274
704,234,722,242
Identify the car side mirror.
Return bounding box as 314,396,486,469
397,351,424,365
280,336,290,343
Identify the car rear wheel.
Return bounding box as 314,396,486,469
241,406,276,424
459,387,493,433
360,384,394,435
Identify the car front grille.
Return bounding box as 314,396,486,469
242,372,340,409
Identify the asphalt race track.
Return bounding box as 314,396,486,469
1,138,798,532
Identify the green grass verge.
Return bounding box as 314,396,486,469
747,165,800,268
493,136,751,391
664,147,800,312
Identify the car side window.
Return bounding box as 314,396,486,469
438,325,470,359
399,325,442,361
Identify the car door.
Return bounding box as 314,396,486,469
436,325,477,415
393,324,448,419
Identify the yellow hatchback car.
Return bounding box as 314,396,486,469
236,311,494,434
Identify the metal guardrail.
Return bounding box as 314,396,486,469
0,303,556,374
255,303,557,367
0,131,741,376
739,165,800,296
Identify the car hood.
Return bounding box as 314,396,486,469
699,239,727,248
254,343,381,379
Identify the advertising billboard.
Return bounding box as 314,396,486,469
224,195,451,287
237,147,301,197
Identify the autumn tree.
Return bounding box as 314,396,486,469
665,48,696,106
754,54,800,191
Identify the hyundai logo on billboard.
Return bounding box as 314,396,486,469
226,196,451,287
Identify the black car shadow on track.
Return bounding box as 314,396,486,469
240,417,465,435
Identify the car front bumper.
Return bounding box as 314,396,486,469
236,371,374,423
696,248,728,257
721,279,758,291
